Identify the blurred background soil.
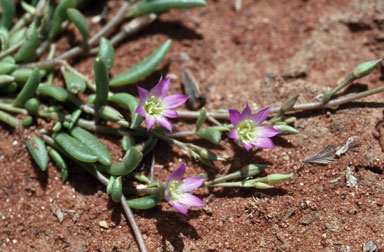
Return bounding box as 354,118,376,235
1,0,384,251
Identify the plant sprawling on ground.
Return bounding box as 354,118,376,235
0,1,383,251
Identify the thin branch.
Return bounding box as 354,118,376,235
88,2,131,46
177,86,384,120
41,134,148,252
90,14,157,55
121,197,148,252
150,153,155,181
19,2,131,69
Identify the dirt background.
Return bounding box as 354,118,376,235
1,0,384,251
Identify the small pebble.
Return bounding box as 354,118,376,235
99,221,109,229
364,241,377,252
346,167,357,187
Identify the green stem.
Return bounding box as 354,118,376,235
203,164,266,187
330,73,356,96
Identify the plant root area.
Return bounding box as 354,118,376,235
1,0,384,251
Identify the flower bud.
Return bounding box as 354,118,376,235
198,148,225,161
284,116,296,124
273,124,299,135
131,172,151,183
266,173,293,184
253,182,274,189
239,164,267,178
281,94,299,112
98,105,124,122
352,59,382,79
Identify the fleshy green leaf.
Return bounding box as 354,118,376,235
197,127,222,144
1,0,15,29
126,195,160,210
106,176,115,195
196,107,206,131
111,176,123,202
26,136,49,171
54,133,98,163
102,147,143,176
110,39,171,86
37,85,68,102
67,8,89,45
129,0,206,17
94,57,109,107
70,126,112,166
48,0,77,40
122,135,135,152
98,37,115,73
63,71,86,94
109,93,143,129
14,23,38,62
49,148,69,181
13,68,41,107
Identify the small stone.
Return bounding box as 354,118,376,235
325,218,340,232
363,241,377,252
50,204,64,223
203,205,213,215
346,167,357,187
299,214,313,225
99,220,109,229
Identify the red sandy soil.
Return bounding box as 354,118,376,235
1,0,384,251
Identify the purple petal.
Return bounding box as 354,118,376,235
164,186,171,202
152,76,170,98
178,193,206,207
135,104,146,117
156,116,173,132
163,94,189,109
254,137,275,148
144,115,156,131
253,107,270,125
166,163,186,185
239,102,252,121
137,86,149,102
228,129,240,140
258,126,280,137
242,141,253,151
228,108,241,127
180,177,207,192
169,201,188,215
162,109,178,118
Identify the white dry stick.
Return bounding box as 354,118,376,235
335,137,354,157
234,0,242,11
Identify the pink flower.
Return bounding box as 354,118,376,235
165,163,207,215
135,76,188,132
228,103,280,150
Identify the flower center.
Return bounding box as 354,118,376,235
236,120,259,143
167,180,183,201
144,96,163,117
